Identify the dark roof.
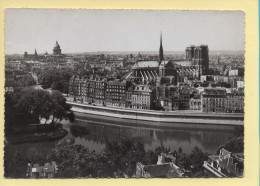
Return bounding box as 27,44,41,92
44,163,55,173
143,163,182,178
144,164,170,177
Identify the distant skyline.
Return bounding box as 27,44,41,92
5,9,244,54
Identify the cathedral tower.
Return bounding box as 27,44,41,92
159,33,164,63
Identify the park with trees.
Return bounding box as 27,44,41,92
5,88,74,144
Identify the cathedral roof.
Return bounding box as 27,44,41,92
159,60,170,67
133,61,159,68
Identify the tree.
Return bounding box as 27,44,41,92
189,146,208,172
5,91,38,133
15,88,73,126
233,126,244,137
47,144,94,177
5,151,28,178
217,137,244,154
37,67,74,93
5,92,20,131
16,88,53,124
143,146,170,165
215,127,244,155
51,81,63,91
103,140,146,177
51,90,72,123
176,152,191,170
47,143,111,178
175,148,191,170
61,80,69,94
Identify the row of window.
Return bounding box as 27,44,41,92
190,102,201,106
132,96,150,101
107,86,125,89
132,101,150,105
107,89,125,93
107,96,125,100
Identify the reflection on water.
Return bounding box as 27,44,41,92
5,114,236,159
61,115,235,154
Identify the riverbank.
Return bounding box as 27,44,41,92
67,101,244,126
5,128,68,145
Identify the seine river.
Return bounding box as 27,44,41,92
5,112,236,159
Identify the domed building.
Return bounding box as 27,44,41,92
53,41,61,55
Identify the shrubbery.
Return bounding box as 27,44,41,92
5,139,209,178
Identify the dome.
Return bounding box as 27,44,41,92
54,41,60,48
53,41,62,55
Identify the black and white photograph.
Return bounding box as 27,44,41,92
4,9,244,178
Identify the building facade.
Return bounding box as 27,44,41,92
136,153,183,178
106,80,127,108
190,98,202,111
26,162,58,178
201,88,226,112
185,45,209,75
203,148,244,177
225,90,244,113
131,85,155,110
93,77,107,106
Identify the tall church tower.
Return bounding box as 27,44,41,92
159,32,164,63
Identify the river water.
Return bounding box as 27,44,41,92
5,113,236,159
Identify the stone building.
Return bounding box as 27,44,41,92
157,85,179,111
69,75,107,105
201,88,226,112
92,77,107,106
126,85,134,108
203,148,244,177
136,153,183,178
158,60,179,79
131,60,159,83
131,84,155,110
79,76,89,102
53,41,62,55
185,45,209,75
128,34,210,85
106,79,127,108
225,90,244,113
87,76,96,104
190,98,202,111
69,75,80,101
23,49,39,60
26,162,58,178
178,85,191,110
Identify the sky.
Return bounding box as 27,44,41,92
5,9,244,54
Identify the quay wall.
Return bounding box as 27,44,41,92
67,101,244,126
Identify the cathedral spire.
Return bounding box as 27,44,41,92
159,32,164,63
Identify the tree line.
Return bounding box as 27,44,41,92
5,139,209,178
5,88,74,134
33,68,74,93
